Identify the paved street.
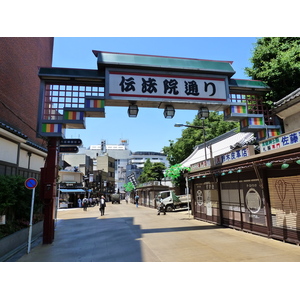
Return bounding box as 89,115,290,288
16,200,300,262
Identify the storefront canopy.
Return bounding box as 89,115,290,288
59,189,85,193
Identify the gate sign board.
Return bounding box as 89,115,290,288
107,70,227,102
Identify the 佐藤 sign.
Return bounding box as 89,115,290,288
260,129,300,152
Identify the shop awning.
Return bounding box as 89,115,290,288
59,189,85,193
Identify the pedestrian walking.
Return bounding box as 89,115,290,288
99,195,106,216
77,197,82,208
135,194,139,208
82,197,88,211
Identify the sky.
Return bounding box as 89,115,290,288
52,37,259,152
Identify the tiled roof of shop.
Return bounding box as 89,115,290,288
274,87,300,108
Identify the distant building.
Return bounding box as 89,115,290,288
61,150,116,198
129,151,169,169
86,141,169,194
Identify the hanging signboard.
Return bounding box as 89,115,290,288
214,145,255,165
259,129,300,153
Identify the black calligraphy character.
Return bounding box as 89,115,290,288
204,82,216,96
163,79,179,95
119,76,136,92
184,80,200,96
141,78,157,94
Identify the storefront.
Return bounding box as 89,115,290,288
189,145,300,245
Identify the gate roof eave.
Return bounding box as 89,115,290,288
38,67,105,83
93,50,236,77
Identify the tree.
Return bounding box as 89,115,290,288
138,159,155,183
150,162,166,184
0,175,43,238
123,182,135,193
163,111,238,165
245,37,300,102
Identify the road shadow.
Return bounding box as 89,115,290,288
16,213,224,262
141,224,223,234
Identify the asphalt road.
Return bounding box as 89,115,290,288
16,200,300,262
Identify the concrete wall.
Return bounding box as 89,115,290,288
0,221,43,261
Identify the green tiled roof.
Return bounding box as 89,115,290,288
93,51,236,76
38,67,104,81
229,78,270,91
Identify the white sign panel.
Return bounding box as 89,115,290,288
215,145,254,165
107,70,227,102
260,130,300,152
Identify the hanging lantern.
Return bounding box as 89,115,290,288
296,159,300,165
266,162,273,168
281,163,289,170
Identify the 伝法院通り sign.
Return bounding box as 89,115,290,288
107,70,227,102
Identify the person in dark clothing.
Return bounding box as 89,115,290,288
135,194,139,208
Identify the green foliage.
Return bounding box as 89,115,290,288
164,164,190,179
123,182,135,192
0,175,31,215
0,175,43,239
138,159,167,184
138,159,154,183
150,162,166,182
245,37,300,101
164,164,190,187
163,111,238,165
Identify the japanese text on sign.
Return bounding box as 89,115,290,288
215,146,253,165
260,130,300,152
108,71,227,101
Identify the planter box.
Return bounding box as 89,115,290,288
0,221,43,261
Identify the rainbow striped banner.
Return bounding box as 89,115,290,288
268,128,281,137
85,99,105,108
64,111,84,120
248,117,264,126
256,129,266,139
42,123,62,133
231,105,247,114
240,119,248,128
224,107,230,117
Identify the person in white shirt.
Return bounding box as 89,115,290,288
99,195,106,216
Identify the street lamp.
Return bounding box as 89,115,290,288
174,113,209,163
174,123,204,129
198,107,209,162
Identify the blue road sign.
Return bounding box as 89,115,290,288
25,177,38,189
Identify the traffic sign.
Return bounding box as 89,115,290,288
60,138,82,146
59,146,79,153
25,177,38,189
25,178,38,253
